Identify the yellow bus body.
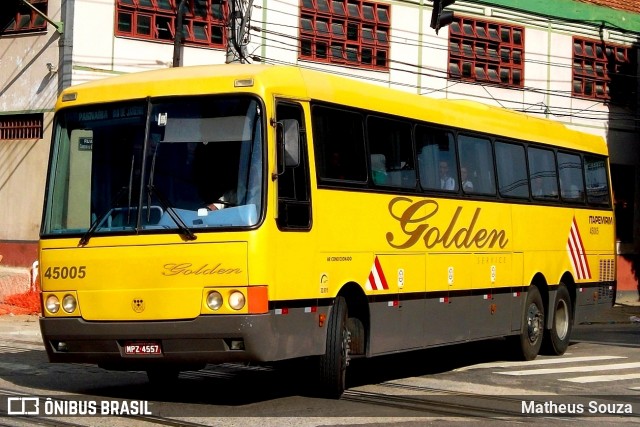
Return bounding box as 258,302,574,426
39,65,615,396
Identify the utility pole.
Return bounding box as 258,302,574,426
172,0,188,67
226,0,254,63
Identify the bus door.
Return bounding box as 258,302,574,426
273,101,315,303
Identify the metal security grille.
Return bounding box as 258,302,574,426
448,16,524,87
115,0,228,49
0,0,48,34
299,0,391,70
0,114,43,140
572,37,633,103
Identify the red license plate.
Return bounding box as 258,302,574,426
123,342,162,355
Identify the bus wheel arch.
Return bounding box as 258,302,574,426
318,282,369,398
542,274,575,355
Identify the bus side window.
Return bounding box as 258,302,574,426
312,105,367,183
495,141,528,198
458,134,495,195
366,116,416,189
276,102,312,230
415,125,457,191
528,146,558,200
558,152,585,202
584,156,610,205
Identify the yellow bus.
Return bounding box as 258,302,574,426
39,64,615,398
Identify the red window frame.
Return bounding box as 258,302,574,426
572,36,632,102
1,0,48,34
299,0,391,70
0,114,44,140
448,16,524,88
115,0,227,49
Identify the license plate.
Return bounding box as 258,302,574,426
123,342,162,355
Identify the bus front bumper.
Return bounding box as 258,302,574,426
39,312,327,369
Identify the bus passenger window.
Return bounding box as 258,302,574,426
415,126,457,191
366,116,415,189
558,152,585,202
458,134,495,195
496,141,528,198
584,156,610,205
527,147,558,200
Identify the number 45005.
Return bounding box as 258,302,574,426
44,266,87,280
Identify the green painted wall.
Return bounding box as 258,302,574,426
476,0,640,33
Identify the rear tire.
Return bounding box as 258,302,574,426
542,284,573,355
512,286,544,361
318,296,350,399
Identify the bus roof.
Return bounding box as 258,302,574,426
58,64,607,156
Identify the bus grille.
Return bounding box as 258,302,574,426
599,258,615,282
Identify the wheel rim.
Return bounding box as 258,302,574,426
341,326,351,370
555,299,569,340
526,303,543,344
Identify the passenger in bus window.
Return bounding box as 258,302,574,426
461,166,474,192
439,160,455,190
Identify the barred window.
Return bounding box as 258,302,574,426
572,37,636,105
0,114,44,140
115,0,227,48
0,0,48,34
299,0,391,70
448,16,524,87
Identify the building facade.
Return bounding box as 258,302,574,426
1,0,638,296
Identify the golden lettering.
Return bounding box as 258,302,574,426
387,197,509,250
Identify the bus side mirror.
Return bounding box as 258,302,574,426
276,119,300,174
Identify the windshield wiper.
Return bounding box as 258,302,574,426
78,186,129,247
147,184,197,241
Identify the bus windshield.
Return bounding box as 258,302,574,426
42,96,264,237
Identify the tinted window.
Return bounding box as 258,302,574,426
312,105,367,182
458,135,495,195
496,141,528,198
558,152,585,202
415,126,457,191
585,156,610,205
367,116,416,188
528,147,559,200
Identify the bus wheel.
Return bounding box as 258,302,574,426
542,284,573,355
318,296,350,398
512,286,544,361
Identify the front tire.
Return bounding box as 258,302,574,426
318,296,350,398
512,286,544,361
542,284,573,355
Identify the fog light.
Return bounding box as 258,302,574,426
206,291,223,310
230,340,245,350
62,294,76,313
56,341,68,352
46,295,60,313
228,291,245,310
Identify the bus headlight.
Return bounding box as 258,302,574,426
206,291,223,310
228,291,245,310
45,295,60,313
62,294,77,313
